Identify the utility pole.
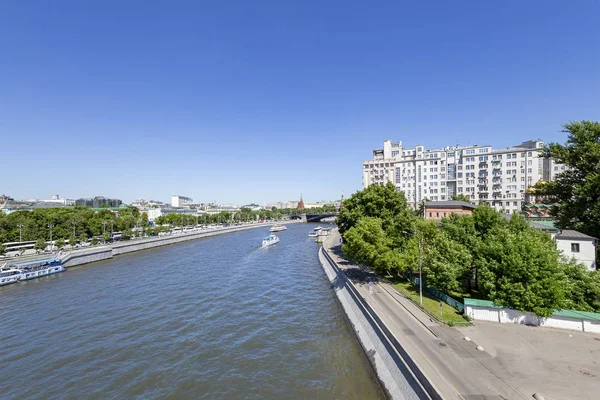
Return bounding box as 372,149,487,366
17,223,23,242
47,223,54,251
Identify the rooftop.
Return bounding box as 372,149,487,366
556,229,596,241
425,200,476,209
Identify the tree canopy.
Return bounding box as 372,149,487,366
542,120,600,237
337,184,600,316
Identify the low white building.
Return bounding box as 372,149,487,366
555,230,597,271
146,207,203,222
171,195,193,208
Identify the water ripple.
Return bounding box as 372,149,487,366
0,224,383,399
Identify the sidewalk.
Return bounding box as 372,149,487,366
325,230,529,400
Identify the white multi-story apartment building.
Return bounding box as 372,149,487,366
363,139,552,214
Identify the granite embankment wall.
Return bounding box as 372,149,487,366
318,246,441,400
61,223,284,268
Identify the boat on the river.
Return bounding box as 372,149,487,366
269,224,287,232
0,258,65,287
308,231,318,237
0,266,25,286
262,234,280,247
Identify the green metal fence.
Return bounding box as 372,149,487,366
405,275,465,313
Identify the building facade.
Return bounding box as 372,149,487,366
76,196,122,208
171,195,193,208
363,139,553,214
424,200,476,220
555,230,597,271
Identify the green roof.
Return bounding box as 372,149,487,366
533,220,558,228
464,298,600,321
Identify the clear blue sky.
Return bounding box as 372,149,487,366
1,1,599,205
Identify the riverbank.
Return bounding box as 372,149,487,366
59,221,298,268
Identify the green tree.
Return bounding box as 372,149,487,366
69,236,77,247
561,258,600,312
0,243,5,255
337,182,415,241
141,212,148,227
451,194,472,203
91,237,99,245
542,120,600,237
55,238,66,249
424,231,472,294
477,226,566,317
79,233,88,244
34,238,47,252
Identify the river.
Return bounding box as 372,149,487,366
0,223,384,399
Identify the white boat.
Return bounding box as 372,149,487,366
262,234,280,247
308,231,318,237
0,258,65,287
0,267,25,286
269,224,287,232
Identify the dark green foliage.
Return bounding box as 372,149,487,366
339,183,600,316
542,120,600,237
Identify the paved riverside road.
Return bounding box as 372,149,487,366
325,230,531,400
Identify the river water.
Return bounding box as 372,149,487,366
0,223,384,399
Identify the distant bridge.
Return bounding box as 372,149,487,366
289,213,338,223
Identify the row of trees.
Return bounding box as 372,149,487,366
0,206,145,245
338,182,600,316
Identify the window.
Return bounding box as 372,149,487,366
436,212,439,217
392,150,399,157
571,243,580,253
429,212,432,217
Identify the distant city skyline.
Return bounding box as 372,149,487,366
1,2,599,205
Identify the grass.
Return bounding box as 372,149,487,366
392,280,470,325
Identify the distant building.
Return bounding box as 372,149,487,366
132,199,168,209
76,196,122,208
363,139,567,214
172,195,193,208
297,195,305,210
147,207,205,222
424,200,476,220
0,194,14,202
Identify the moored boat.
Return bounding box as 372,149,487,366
0,267,25,286
262,234,280,247
0,258,65,287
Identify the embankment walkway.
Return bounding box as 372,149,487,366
322,229,532,400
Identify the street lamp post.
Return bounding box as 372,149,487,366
404,230,423,306
17,223,23,242
47,223,54,251
102,221,107,239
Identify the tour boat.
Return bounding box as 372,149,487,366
0,267,25,286
269,224,287,232
262,234,280,247
0,258,65,287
